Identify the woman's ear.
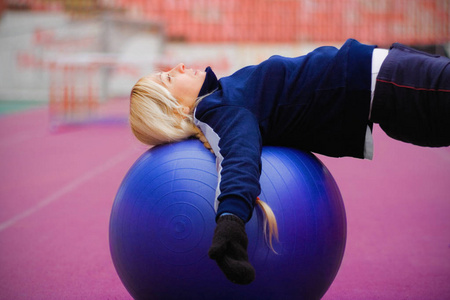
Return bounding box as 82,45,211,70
181,106,190,115
174,106,190,119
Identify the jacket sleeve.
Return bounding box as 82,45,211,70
194,103,262,222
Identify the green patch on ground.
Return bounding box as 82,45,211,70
0,101,46,115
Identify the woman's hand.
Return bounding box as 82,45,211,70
208,215,255,285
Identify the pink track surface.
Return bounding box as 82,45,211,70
0,107,449,299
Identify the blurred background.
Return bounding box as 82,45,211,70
0,0,448,127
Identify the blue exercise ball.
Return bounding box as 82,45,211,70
109,139,346,300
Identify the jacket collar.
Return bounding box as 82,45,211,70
198,67,219,97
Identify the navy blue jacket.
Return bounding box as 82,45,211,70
194,39,375,221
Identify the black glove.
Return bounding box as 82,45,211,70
208,215,255,285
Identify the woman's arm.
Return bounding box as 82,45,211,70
194,100,263,285
195,103,263,222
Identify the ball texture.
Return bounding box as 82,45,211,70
109,139,346,300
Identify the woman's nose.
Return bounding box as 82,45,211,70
174,63,185,73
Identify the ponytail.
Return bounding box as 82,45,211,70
256,197,279,253
192,126,214,153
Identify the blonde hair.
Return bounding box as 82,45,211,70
256,198,279,253
130,76,198,146
129,74,278,252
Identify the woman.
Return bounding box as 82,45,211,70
130,39,450,284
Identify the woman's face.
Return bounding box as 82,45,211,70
153,63,206,113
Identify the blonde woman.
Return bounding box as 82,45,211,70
130,39,450,285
